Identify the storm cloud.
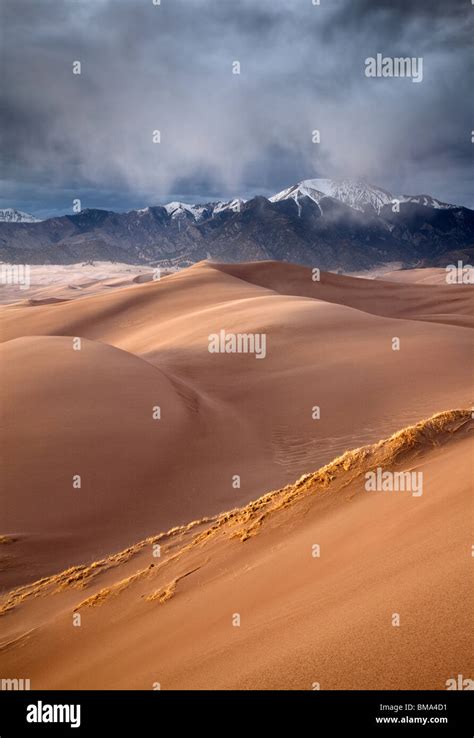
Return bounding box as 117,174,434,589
1,0,473,216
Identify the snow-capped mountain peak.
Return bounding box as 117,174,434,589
269,178,457,214
0,208,41,223
164,201,207,220
213,198,245,215
270,178,394,214
161,198,246,220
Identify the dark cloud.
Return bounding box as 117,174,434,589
1,0,473,216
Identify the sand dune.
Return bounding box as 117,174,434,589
1,411,472,689
1,261,473,588
210,261,474,327
0,262,157,305
379,268,452,285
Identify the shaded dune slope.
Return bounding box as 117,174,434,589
0,411,472,689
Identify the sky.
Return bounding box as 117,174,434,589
1,0,473,218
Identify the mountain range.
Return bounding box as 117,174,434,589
0,208,41,224
1,179,473,270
